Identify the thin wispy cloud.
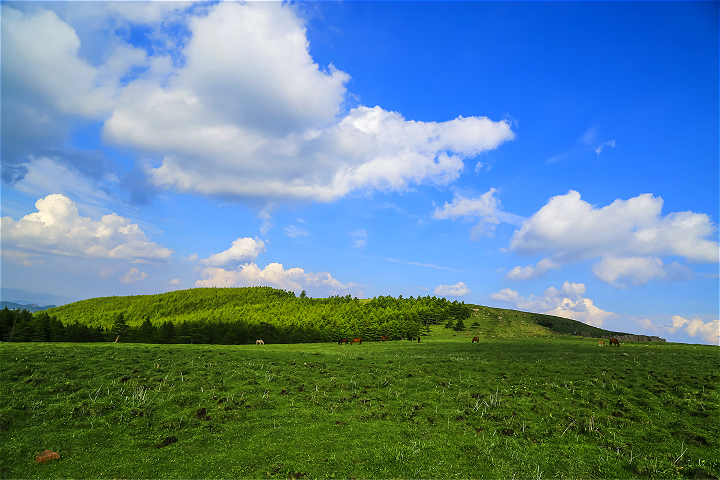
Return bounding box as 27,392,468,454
386,258,464,273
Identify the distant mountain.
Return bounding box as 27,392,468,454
1,301,57,312
0,287,74,307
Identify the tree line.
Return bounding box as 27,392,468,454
0,287,472,344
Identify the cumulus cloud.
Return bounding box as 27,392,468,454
1,194,173,263
196,262,362,297
97,2,514,204
508,190,718,285
3,2,514,205
434,282,470,297
1,6,113,119
200,237,266,268
490,281,614,327
639,315,719,345
120,267,147,284
505,258,560,281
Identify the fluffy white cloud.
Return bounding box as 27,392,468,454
1,6,114,118
120,267,147,284
639,315,719,345
200,237,266,268
491,281,614,327
505,258,560,281
196,262,362,297
97,2,514,203
4,2,514,204
1,194,173,263
508,190,718,285
434,282,470,297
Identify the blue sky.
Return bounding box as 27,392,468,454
1,1,718,344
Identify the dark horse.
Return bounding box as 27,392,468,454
380,336,389,342
338,338,349,345
609,338,620,347
471,337,480,343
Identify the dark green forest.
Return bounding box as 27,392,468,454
0,287,472,344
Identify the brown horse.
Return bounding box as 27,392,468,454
380,336,389,342
471,337,480,343
598,340,605,346
338,338,349,345
350,338,362,345
609,338,620,347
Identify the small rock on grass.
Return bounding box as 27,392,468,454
35,450,60,464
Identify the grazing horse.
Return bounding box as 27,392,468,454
350,337,362,345
417,336,421,343
609,338,620,347
471,337,480,343
598,340,605,346
256,339,264,345
380,336,389,342
338,338,349,345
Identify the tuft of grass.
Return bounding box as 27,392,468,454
1,330,718,478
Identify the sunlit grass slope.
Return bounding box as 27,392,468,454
1,328,717,479
42,287,629,341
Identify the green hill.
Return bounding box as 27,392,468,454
37,287,630,343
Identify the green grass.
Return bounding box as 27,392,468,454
1,327,718,479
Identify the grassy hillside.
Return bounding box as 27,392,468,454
466,304,630,339
43,287,629,341
1,330,717,479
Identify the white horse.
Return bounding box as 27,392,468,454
256,339,265,345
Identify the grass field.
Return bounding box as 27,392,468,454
1,327,718,479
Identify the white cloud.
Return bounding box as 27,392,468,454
595,140,616,156
283,225,310,238
592,256,666,287
1,194,173,263
434,282,470,297
11,157,125,219
349,229,367,248
491,281,614,327
509,190,718,286
168,279,180,286
3,2,514,205
200,237,266,267
639,315,719,345
95,2,514,204
433,188,499,220
196,262,362,297
505,258,560,281
120,267,147,284
1,250,42,267
1,5,114,119
433,188,523,239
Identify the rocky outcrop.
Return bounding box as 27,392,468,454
607,334,666,342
